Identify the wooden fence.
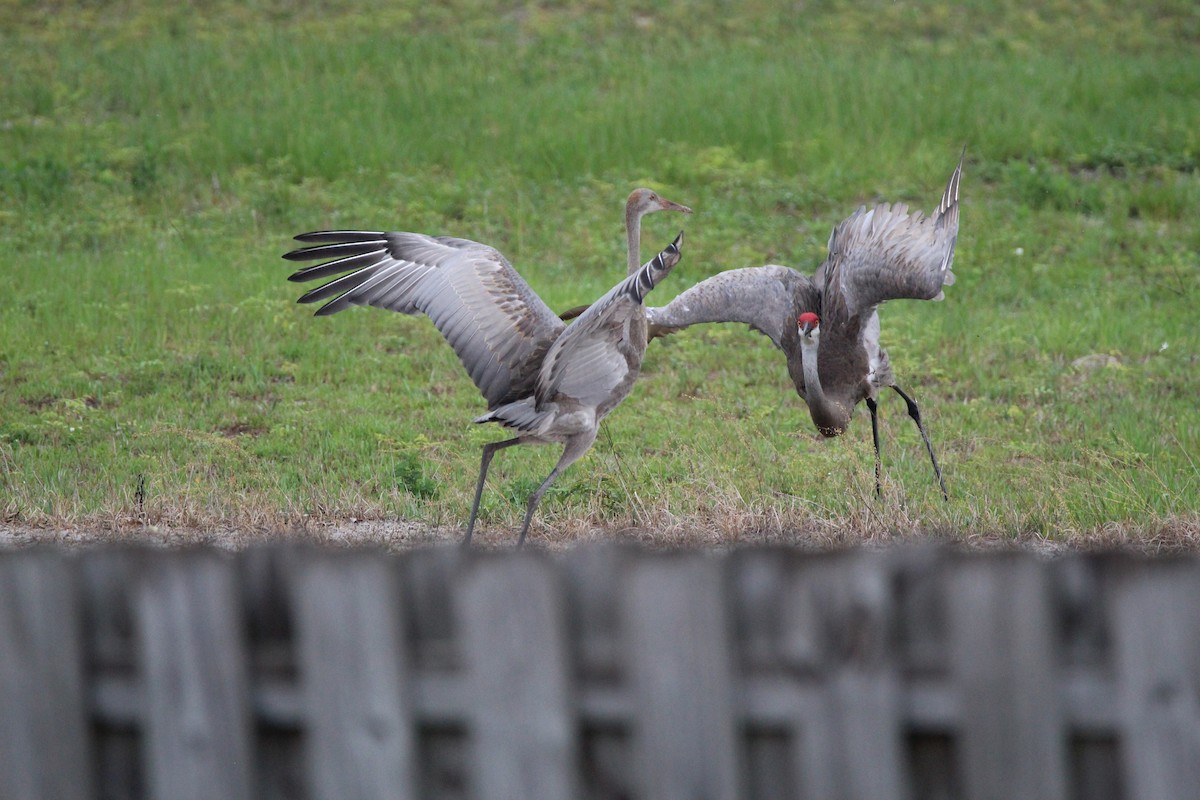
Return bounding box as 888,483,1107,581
2,544,1199,800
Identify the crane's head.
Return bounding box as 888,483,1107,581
627,188,692,219
797,312,820,339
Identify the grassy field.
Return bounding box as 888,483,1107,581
2,0,1198,547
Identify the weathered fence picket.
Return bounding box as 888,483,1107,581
458,555,578,800
627,554,740,800
291,551,417,800
1,544,1199,800
0,553,91,800
136,552,255,800
1109,559,1200,800
946,556,1067,800
799,554,906,800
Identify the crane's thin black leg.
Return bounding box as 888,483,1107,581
463,437,522,548
866,396,882,499
891,385,948,501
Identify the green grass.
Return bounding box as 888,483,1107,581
2,0,1198,545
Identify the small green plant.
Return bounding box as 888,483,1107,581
391,451,440,501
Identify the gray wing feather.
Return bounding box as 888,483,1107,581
284,231,565,406
823,155,963,321
646,265,817,349
535,237,683,410
539,295,636,409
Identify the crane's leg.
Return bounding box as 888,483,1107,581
463,437,522,548
866,397,882,499
515,435,594,548
891,385,948,501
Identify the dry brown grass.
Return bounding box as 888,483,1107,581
4,508,1197,555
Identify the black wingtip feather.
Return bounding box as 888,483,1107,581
296,291,347,316
283,241,386,263
292,230,387,244
285,250,388,282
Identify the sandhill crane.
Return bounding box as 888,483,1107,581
554,188,691,321
647,152,964,499
623,189,693,273
283,217,686,546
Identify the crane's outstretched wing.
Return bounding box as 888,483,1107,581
283,231,566,406
535,233,684,411
820,153,963,322
646,265,819,349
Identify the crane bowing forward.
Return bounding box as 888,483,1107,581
648,152,964,499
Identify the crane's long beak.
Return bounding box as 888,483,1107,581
799,321,813,337
662,198,692,214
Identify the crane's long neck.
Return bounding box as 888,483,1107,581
799,335,848,436
626,203,643,276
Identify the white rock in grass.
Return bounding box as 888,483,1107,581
1071,353,1122,371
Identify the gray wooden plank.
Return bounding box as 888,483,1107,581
826,554,907,800
1054,556,1111,669
625,553,741,800
79,551,142,800
946,553,1067,800
0,552,92,800
579,721,633,800
564,544,630,684
729,548,797,674
458,553,578,800
1110,558,1200,800
1069,734,1123,800
290,549,418,800
135,551,254,800
744,726,793,800
81,550,138,678
907,731,962,800
892,546,948,675
240,549,303,800
786,552,906,800
401,547,463,670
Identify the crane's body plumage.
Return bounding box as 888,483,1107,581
284,191,688,546
647,152,964,497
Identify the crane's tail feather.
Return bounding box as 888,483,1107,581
474,398,546,433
